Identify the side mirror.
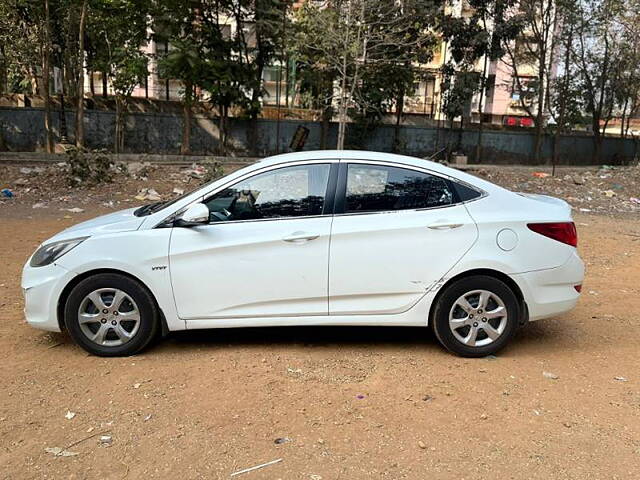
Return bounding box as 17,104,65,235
174,203,209,227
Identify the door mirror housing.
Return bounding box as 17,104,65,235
174,203,210,227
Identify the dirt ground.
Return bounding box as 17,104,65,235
1,161,640,479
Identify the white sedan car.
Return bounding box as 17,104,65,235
22,151,584,357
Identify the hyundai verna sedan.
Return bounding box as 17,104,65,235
22,151,584,357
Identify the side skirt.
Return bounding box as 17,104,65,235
183,294,432,330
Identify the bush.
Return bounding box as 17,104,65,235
65,147,125,186
201,161,224,184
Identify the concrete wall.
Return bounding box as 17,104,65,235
1,107,638,165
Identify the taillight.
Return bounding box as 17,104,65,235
574,285,582,293
527,222,578,247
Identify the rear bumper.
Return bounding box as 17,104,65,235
21,262,76,332
511,251,584,321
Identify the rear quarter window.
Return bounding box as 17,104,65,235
451,181,483,202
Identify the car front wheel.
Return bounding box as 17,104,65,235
64,273,159,357
431,275,520,357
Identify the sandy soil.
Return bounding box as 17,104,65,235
0,164,639,479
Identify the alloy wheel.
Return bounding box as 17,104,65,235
77,288,141,347
448,289,508,347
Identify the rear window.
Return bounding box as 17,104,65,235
345,164,454,213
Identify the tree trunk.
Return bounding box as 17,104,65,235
593,134,603,164
337,104,347,150
102,71,108,98
476,50,489,163
336,0,351,151
533,120,543,164
219,103,228,154
320,108,331,150
30,65,41,95
181,81,192,155
115,95,123,154
534,47,546,164
0,45,7,94
625,104,635,137
336,70,348,150
592,119,603,163
320,108,332,150
320,73,334,150
552,130,559,176
76,0,88,148
393,89,404,153
43,0,54,153
621,99,628,138
249,57,265,156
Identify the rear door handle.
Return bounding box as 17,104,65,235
428,222,463,230
283,232,320,243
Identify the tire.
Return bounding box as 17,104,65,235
431,275,520,357
64,273,159,357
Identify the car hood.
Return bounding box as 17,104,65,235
49,207,144,242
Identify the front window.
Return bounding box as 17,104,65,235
345,164,453,213
204,164,331,222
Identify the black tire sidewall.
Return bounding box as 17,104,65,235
64,273,158,357
432,275,520,357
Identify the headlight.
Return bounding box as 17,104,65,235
29,237,89,268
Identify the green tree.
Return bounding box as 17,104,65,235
293,4,338,149
198,1,254,153
247,0,290,153
571,0,625,161
547,0,583,172
88,0,150,153
0,0,56,151
355,1,439,151
502,0,563,163
155,0,259,155
154,0,202,154
613,0,640,138
158,38,200,154
440,0,521,159
294,0,439,150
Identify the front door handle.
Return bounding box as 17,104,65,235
428,222,463,230
283,232,320,243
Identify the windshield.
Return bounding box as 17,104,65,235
133,183,205,217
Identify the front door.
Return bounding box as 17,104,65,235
328,162,478,315
169,162,335,320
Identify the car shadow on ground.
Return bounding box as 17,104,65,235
156,319,567,355
161,325,441,352
42,318,571,357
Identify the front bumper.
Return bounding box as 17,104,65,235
511,251,585,321
21,262,77,332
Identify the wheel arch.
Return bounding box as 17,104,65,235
428,268,528,327
56,268,170,336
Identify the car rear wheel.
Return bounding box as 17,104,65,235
431,275,520,357
64,273,159,357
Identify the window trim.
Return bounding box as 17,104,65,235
195,160,339,226
333,160,486,216
157,157,485,227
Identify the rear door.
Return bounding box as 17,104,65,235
328,161,478,315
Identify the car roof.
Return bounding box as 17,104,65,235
260,150,438,168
